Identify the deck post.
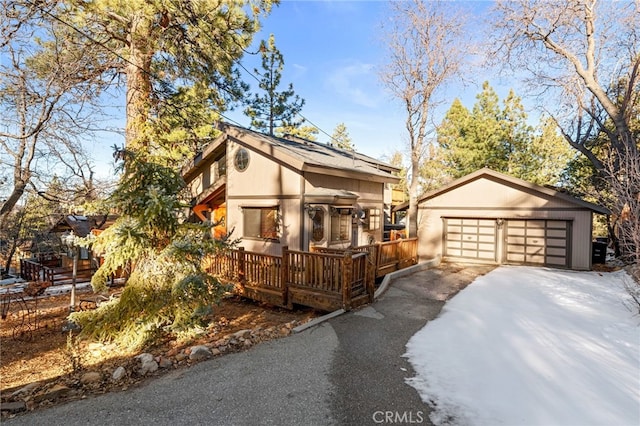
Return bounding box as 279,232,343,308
238,247,246,288
342,251,353,310
282,246,289,308
366,252,376,303
376,242,382,277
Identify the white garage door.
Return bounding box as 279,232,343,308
444,218,497,261
505,220,569,267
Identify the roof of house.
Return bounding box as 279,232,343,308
50,214,118,237
182,123,401,184
393,168,610,215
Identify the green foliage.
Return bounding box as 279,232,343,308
245,34,306,136
438,82,573,186
330,123,354,150
70,150,232,349
149,84,224,162
275,124,318,141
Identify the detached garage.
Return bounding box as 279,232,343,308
409,168,609,271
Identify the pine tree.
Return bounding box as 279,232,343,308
69,150,231,349
275,124,318,141
245,34,305,136
438,82,572,186
330,123,354,150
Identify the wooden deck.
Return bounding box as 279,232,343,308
205,238,418,312
20,257,94,288
13,239,418,314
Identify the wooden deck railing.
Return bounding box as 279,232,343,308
376,238,418,277
20,258,94,288
205,246,375,312
205,238,417,312
311,238,418,278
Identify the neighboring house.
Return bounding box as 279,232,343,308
182,124,401,255
48,214,117,269
395,168,609,271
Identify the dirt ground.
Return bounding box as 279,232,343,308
0,286,319,415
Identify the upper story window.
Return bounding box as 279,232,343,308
243,206,279,240
215,154,227,179
234,147,250,172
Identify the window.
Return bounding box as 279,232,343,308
365,208,381,231
213,154,226,180
311,208,325,242
330,208,351,242
234,148,249,171
243,207,279,240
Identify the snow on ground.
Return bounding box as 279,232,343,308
405,266,640,426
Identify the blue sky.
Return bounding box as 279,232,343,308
228,0,497,159
95,0,526,178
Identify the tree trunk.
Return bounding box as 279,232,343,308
125,14,154,150
408,138,421,238
0,180,28,231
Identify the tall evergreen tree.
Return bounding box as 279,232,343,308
330,123,354,150
438,82,572,185
245,34,305,136
2,0,275,348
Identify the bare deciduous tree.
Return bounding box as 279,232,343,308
0,20,110,230
379,0,467,238
489,0,639,261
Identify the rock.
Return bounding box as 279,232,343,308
210,348,221,356
33,384,70,403
10,382,42,397
80,372,102,384
213,338,228,347
135,354,156,374
158,357,173,369
175,353,187,362
189,345,211,361
233,329,251,339
139,359,158,375
280,327,290,336
0,401,26,414
135,353,159,375
243,339,253,347
112,366,127,381
135,353,155,364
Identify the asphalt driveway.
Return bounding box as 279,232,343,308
4,263,494,426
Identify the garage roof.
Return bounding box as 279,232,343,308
393,168,610,215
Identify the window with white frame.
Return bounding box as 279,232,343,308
243,206,279,240
364,208,381,231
